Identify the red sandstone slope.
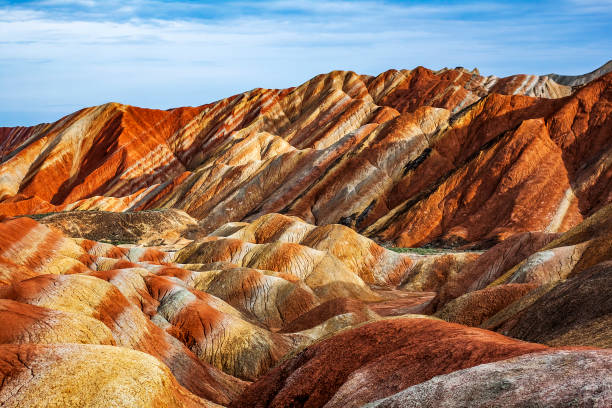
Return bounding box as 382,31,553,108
0,63,611,406
0,204,610,405
231,317,556,408
2,66,610,247
427,201,612,348
366,349,612,407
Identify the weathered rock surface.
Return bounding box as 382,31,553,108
211,213,412,286
0,273,245,404
0,63,611,407
0,344,218,408
0,298,116,346
424,203,610,351
174,237,380,301
145,273,297,381
0,214,403,397
365,350,612,408
548,59,612,87
434,283,538,327
162,266,320,330
0,216,94,274
280,297,379,333
2,67,610,248
429,232,559,310
231,317,551,408
400,251,481,293
34,209,199,245
502,261,612,347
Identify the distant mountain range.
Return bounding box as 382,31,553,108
2,61,611,248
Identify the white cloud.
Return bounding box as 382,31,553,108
568,0,612,12
37,0,98,6
0,0,610,125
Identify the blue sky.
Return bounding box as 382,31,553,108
1,0,610,126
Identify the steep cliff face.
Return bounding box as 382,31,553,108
2,66,609,247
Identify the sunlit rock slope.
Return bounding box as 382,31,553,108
2,63,611,247
0,62,611,407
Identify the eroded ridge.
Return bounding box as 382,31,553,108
0,62,611,407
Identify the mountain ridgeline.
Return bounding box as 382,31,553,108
0,62,611,407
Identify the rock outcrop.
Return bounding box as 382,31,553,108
548,59,612,87
1,62,611,407
35,209,199,245
174,237,381,302
0,344,217,408
2,67,610,248
366,350,612,408
231,317,553,408
502,261,612,347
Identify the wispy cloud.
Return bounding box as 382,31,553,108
0,0,610,125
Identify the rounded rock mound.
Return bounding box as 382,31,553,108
0,343,217,408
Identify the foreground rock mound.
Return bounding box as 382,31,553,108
232,317,552,408
0,273,244,403
366,350,612,408
0,344,216,408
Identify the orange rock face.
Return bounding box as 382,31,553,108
1,68,610,247
0,343,218,408
1,63,611,407
231,317,552,408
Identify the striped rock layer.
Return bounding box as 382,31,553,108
0,206,611,406
1,65,611,247
231,317,603,408
0,214,409,405
432,201,612,348
0,344,219,408
1,63,611,407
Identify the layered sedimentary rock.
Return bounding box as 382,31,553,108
0,217,247,406
1,62,611,407
231,317,553,408
427,201,612,350
0,203,610,407
0,344,217,408
428,231,560,310
0,298,116,346
399,251,481,293
364,74,612,246
501,261,612,347
434,283,538,327
280,297,379,333
209,213,412,285
0,214,394,405
145,273,298,380
2,65,610,248
161,265,320,330
174,237,381,301
548,58,612,87
35,209,199,245
366,350,612,408
0,273,244,403
0,216,94,274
